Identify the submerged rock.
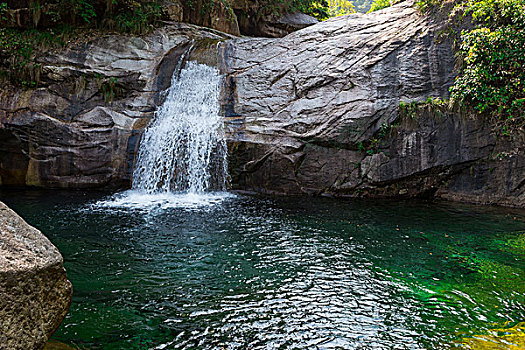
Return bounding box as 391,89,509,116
0,201,72,350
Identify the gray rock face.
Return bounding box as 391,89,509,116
221,2,455,149
220,1,524,207
0,23,228,188
235,11,319,38
0,201,72,350
0,1,523,207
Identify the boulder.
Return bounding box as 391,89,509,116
180,0,241,36
0,201,72,350
178,0,319,37
235,10,319,37
261,12,319,37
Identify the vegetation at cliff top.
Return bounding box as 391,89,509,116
368,0,398,12
371,0,525,131
351,0,374,12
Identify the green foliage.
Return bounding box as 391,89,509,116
112,1,161,34
295,0,330,20
418,0,525,131
3,1,162,31
327,0,355,17
414,0,440,12
450,27,525,125
358,121,397,155
98,76,120,102
462,0,525,28
368,0,392,12
351,0,373,13
0,26,75,86
399,101,420,119
30,0,42,27
0,3,7,48
52,0,97,24
449,0,525,130
399,97,445,120
74,0,97,24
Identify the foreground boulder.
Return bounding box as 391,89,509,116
220,1,524,207
0,201,72,350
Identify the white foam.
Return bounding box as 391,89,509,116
92,190,236,211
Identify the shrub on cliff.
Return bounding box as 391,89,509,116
451,0,525,130
263,0,330,20
327,0,356,17
352,0,374,13
411,0,525,130
451,27,525,127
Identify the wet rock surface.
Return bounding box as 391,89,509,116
0,201,72,350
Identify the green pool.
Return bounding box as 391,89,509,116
1,189,524,349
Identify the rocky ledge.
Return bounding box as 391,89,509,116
0,201,72,349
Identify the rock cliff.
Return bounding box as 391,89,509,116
0,23,228,188
220,1,524,207
0,201,72,349
0,1,523,207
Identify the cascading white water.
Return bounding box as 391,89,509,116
132,60,228,194
94,56,232,210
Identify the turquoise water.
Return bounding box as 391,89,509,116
1,189,524,349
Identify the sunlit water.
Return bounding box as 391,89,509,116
95,190,235,211
1,189,524,350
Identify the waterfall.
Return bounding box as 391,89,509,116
94,53,233,210
132,59,228,194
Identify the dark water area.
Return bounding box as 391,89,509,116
1,189,524,349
